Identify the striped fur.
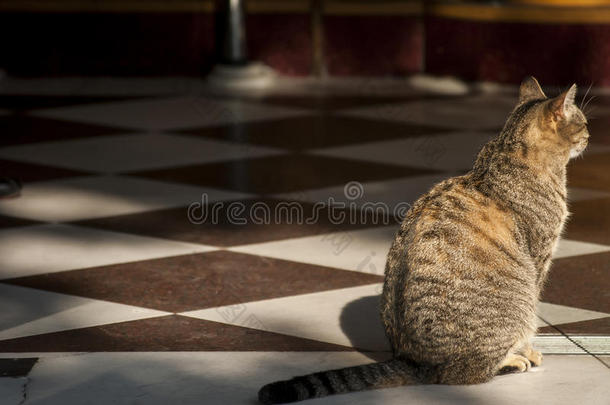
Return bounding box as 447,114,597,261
257,77,589,403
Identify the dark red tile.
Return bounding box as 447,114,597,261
565,198,610,245
0,315,353,352
128,153,438,194
0,95,146,111
74,198,388,247
0,158,91,183
539,317,610,335
251,95,449,111
178,115,450,151
0,114,131,146
568,152,610,191
0,358,38,376
0,214,39,229
2,251,383,312
541,251,610,313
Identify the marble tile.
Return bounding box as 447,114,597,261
274,174,454,217
179,115,451,151
229,226,397,274
0,224,216,279
0,114,128,146
4,251,381,312
311,132,494,171
31,97,312,131
537,302,610,328
0,95,142,111
570,336,610,355
552,239,610,260
529,336,587,354
230,228,604,274
254,94,440,111
74,198,387,247
568,152,610,192
0,175,249,222
0,214,39,230
275,181,609,217
0,284,168,341
539,317,610,335
130,154,438,195
0,133,282,174
543,251,610,313
567,187,610,202
0,315,352,352
1,352,607,405
183,282,600,354
340,95,515,130
0,376,26,405
0,358,38,377
566,198,610,245
184,283,388,351
0,158,91,183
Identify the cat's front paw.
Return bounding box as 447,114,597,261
524,348,543,367
498,354,531,374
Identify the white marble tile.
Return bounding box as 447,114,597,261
182,283,388,351
341,95,515,130
0,224,216,279
231,228,609,274
0,175,249,222
230,226,397,274
31,97,311,131
0,376,25,405
553,239,610,259
531,336,587,354
2,352,607,405
182,281,595,355
571,336,610,355
537,302,610,327
311,132,494,171
0,284,169,341
0,133,283,174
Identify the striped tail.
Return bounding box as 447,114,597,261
258,358,419,404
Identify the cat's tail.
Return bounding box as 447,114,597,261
258,358,420,404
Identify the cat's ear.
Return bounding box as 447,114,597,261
518,76,546,104
548,84,577,120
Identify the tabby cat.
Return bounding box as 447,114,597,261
258,77,589,404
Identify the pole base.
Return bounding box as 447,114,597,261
206,62,275,90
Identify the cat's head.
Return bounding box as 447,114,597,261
508,76,589,162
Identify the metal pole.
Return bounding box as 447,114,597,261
208,0,274,88
220,0,248,65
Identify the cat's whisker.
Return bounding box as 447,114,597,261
580,82,594,109
582,95,597,115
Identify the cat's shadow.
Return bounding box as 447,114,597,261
339,294,392,362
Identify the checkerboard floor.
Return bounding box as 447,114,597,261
0,78,608,404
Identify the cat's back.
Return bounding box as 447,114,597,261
404,173,521,272
385,173,537,361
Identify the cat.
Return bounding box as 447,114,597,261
258,76,589,404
